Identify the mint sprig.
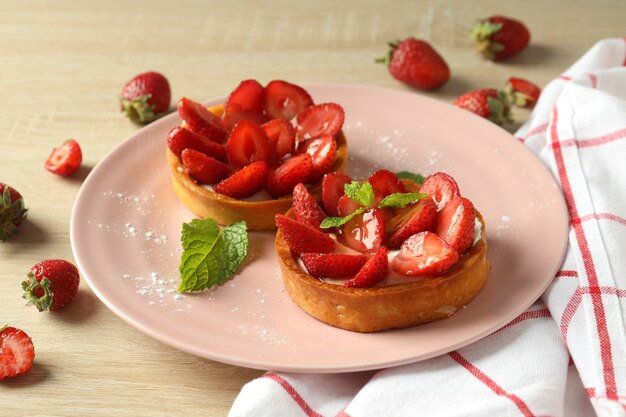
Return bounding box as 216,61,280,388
378,192,427,208
344,181,375,207
178,219,248,293
396,171,426,185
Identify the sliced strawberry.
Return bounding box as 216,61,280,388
226,120,274,169
225,79,264,115
167,126,227,161
44,139,82,176
297,135,337,181
178,97,227,142
262,80,314,121
338,207,385,253
261,119,295,160
368,169,406,202
300,252,368,279
292,183,326,229
181,149,229,185
345,246,388,288
275,214,335,255
505,77,541,108
391,231,459,276
265,153,313,198
387,197,437,248
321,172,352,216
336,194,363,217
221,103,266,132
0,325,35,380
418,172,460,211
295,103,345,140
213,160,269,199
434,196,476,254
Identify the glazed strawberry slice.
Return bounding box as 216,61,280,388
387,197,437,249
391,231,459,276
345,246,388,288
265,153,313,198
434,196,476,254
181,149,229,185
178,97,227,143
321,172,352,216
44,139,82,176
225,79,264,115
221,103,266,132
292,183,326,229
297,135,337,181
300,252,368,279
368,169,407,202
167,126,227,161
337,194,363,217
338,207,385,253
261,119,295,160
418,172,460,211
275,214,335,255
295,103,345,140
0,325,35,380
226,120,274,169
262,80,314,121
213,160,269,199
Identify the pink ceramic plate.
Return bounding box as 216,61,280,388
70,84,568,373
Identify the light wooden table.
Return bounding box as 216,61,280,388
1,1,624,415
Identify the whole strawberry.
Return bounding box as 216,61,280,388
453,88,512,125
471,16,530,60
504,77,541,108
0,183,27,242
377,38,450,90
22,259,80,312
0,325,35,380
120,71,171,123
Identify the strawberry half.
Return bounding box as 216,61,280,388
345,246,388,288
167,126,227,161
295,103,345,140
297,135,337,181
0,183,27,242
262,80,314,121
226,120,274,169
504,77,541,108
434,196,476,254
321,172,352,216
418,172,460,211
213,160,269,199
261,119,296,160
44,139,82,176
300,252,368,279
368,169,406,202
225,79,264,115
338,207,385,253
275,214,335,255
22,259,80,312
391,231,459,276
178,97,227,143
220,103,266,132
0,325,35,380
387,197,437,249
181,149,229,185
265,153,313,198
292,183,326,229
336,194,363,217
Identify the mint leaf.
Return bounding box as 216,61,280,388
178,219,248,293
378,192,427,208
319,207,366,229
344,181,375,207
396,171,426,185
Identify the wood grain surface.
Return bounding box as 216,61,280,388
1,1,624,415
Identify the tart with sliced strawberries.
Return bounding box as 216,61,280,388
275,170,490,333
166,79,348,230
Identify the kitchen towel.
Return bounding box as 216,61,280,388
229,38,626,417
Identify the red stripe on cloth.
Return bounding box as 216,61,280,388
518,122,549,142
572,212,626,227
263,373,324,417
552,127,626,149
560,288,582,339
556,270,578,278
493,309,551,335
558,75,572,81
580,286,626,297
334,410,352,417
550,107,618,397
587,73,598,88
448,351,537,417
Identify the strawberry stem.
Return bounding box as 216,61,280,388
22,275,54,312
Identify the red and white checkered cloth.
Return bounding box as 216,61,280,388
229,38,626,417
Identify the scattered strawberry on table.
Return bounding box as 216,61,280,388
376,37,450,90
0,325,35,380
471,15,530,60
453,88,513,125
0,183,27,242
22,259,80,312
120,71,171,123
44,139,82,176
504,77,541,108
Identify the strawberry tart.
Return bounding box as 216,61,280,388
275,170,490,333
166,80,348,230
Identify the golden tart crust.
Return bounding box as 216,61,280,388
275,210,490,333
167,104,349,231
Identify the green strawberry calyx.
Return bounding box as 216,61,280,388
120,93,158,124
22,275,55,312
471,20,504,60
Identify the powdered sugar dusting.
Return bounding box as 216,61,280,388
124,271,192,313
